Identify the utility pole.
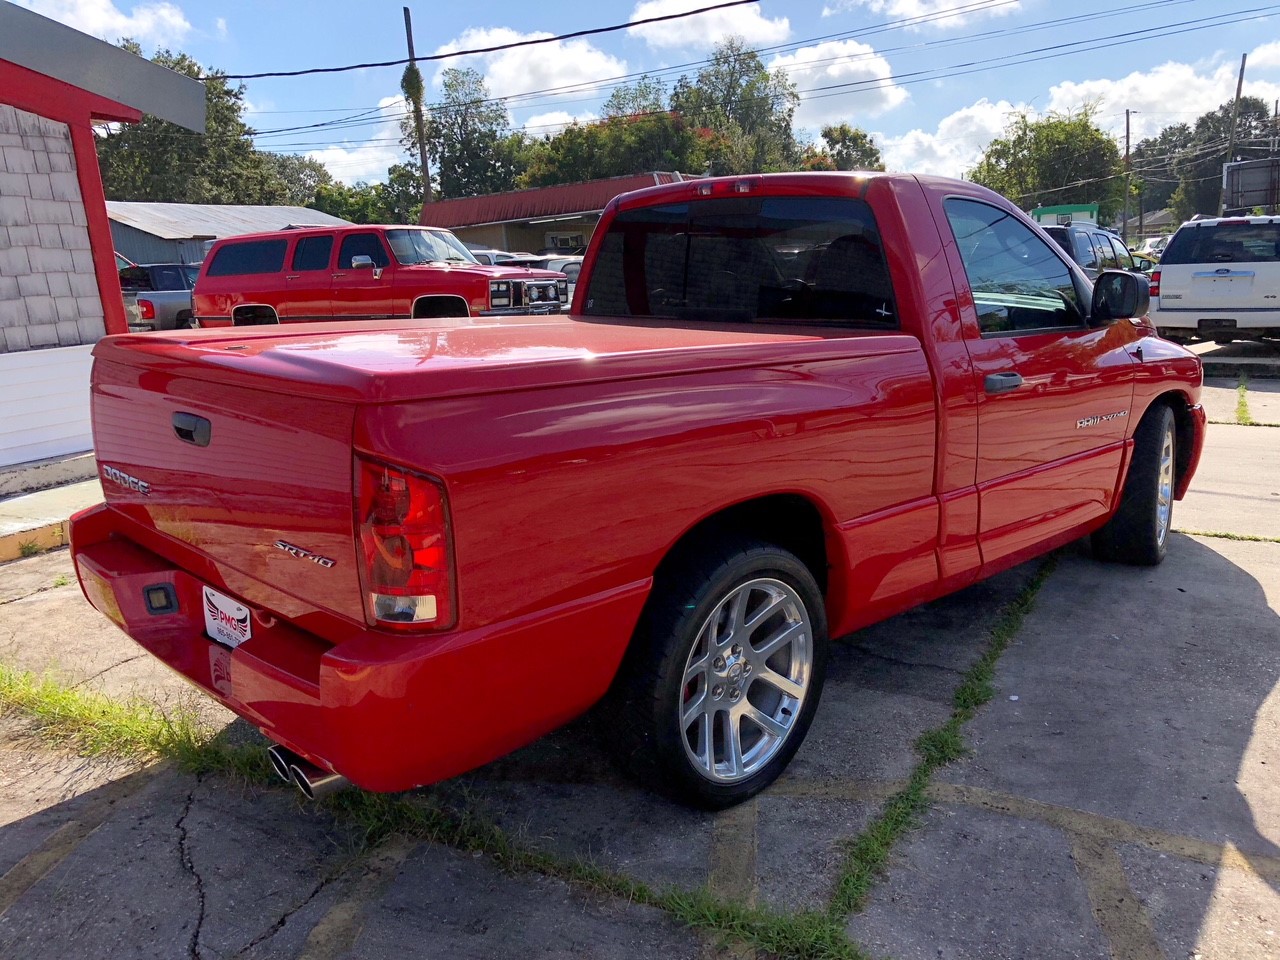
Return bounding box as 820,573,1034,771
403,7,433,205
1220,53,1247,215
1123,108,1132,245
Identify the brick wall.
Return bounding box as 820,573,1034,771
0,103,105,353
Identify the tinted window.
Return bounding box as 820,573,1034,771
1106,235,1134,270
1072,229,1099,270
337,233,390,269
292,235,334,271
150,265,187,290
582,195,897,327
1162,222,1280,264
182,265,199,288
944,198,1082,335
206,240,288,277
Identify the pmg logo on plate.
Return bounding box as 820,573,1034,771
202,586,252,648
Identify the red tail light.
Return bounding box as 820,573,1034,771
1149,270,1160,298
355,456,455,630
138,299,156,320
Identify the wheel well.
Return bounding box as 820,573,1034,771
1146,392,1194,490
412,296,469,319
232,305,278,326
655,495,830,596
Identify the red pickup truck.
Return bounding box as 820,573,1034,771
71,172,1205,809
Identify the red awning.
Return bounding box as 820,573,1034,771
418,173,690,229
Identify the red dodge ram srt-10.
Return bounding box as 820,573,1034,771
71,172,1205,809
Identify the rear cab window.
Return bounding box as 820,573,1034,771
207,239,288,277
581,195,898,328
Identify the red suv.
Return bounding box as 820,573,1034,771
193,224,569,327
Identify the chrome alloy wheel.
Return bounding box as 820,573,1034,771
678,577,814,784
1156,422,1174,548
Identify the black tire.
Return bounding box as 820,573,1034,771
610,539,828,809
1092,404,1176,566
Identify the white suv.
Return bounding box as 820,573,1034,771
1150,216,1280,343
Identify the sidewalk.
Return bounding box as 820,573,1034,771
0,478,102,563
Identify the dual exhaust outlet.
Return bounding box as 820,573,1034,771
266,744,349,800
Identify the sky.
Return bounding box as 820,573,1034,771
14,0,1280,186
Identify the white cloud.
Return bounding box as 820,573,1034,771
305,96,409,185
821,0,1022,27
880,97,1020,176
771,40,908,132
17,0,192,47
524,111,599,136
433,28,626,110
1046,60,1280,144
214,16,226,39
628,0,789,50
1253,41,1280,70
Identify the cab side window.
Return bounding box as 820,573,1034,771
292,235,334,271
338,233,390,269
944,198,1083,335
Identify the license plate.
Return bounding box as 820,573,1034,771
202,586,252,648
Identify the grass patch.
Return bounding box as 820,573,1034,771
0,662,271,781
825,557,1057,919
18,541,40,559
1236,376,1255,426
52,575,70,588
1176,529,1280,545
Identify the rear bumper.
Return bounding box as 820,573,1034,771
1151,302,1280,337
70,503,648,792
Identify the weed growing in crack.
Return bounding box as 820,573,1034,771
825,556,1057,920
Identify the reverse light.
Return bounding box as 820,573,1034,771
1149,269,1160,298
138,299,156,320
355,456,455,630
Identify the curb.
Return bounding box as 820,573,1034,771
0,519,69,564
0,452,97,499
1201,361,1280,380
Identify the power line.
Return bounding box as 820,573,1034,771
219,0,762,80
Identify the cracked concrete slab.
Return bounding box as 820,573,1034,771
330,840,705,960
847,804,1113,960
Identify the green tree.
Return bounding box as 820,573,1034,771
261,153,333,206
602,76,668,118
818,123,884,171
669,37,800,174
420,68,522,199
1169,97,1273,220
1129,122,1191,213
96,42,285,204
520,112,716,188
968,105,1124,220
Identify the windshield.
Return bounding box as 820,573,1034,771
385,228,479,265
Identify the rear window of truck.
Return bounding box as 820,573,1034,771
581,196,897,328
206,239,288,277
1162,222,1280,265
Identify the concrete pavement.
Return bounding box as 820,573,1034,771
0,378,1276,959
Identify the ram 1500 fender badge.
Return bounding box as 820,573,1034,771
1077,410,1128,430
273,539,336,568
101,464,151,496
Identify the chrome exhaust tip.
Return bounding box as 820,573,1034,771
288,760,350,801
266,744,298,784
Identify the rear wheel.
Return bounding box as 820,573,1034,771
1092,404,1176,566
612,539,828,809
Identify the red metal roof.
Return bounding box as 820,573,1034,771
418,172,692,229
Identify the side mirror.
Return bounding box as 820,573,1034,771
350,255,383,280
1091,270,1149,324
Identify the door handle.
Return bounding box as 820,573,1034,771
984,372,1024,395
285,274,301,280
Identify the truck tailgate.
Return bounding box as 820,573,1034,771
91,355,363,628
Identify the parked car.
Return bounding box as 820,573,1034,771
1149,215,1280,343
1137,235,1170,257
1042,223,1137,279
118,263,198,330
193,225,569,326
464,244,516,265
1130,251,1159,274
71,171,1204,809
503,254,584,306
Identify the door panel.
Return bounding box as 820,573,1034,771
940,197,1137,569
331,232,399,319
